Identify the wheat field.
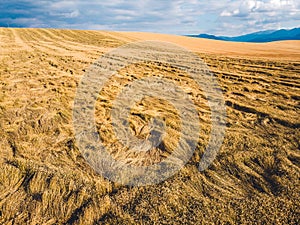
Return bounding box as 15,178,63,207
0,28,299,224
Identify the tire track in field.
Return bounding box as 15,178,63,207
37,29,111,59
21,29,110,62
61,29,125,48
38,29,109,52
100,31,137,43
11,29,33,51
202,55,300,131
20,29,77,55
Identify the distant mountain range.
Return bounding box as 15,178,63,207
187,28,300,43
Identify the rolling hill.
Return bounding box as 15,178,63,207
0,28,299,224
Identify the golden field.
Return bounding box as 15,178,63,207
0,28,299,224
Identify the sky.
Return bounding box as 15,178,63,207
0,0,299,36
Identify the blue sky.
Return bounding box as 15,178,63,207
0,0,299,35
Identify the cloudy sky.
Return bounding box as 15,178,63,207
0,0,299,35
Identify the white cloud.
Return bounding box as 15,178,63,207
64,10,80,18
1,0,299,35
221,0,299,17
218,0,300,34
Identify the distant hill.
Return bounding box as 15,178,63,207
187,28,300,43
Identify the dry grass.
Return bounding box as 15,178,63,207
0,28,299,224
122,31,300,60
